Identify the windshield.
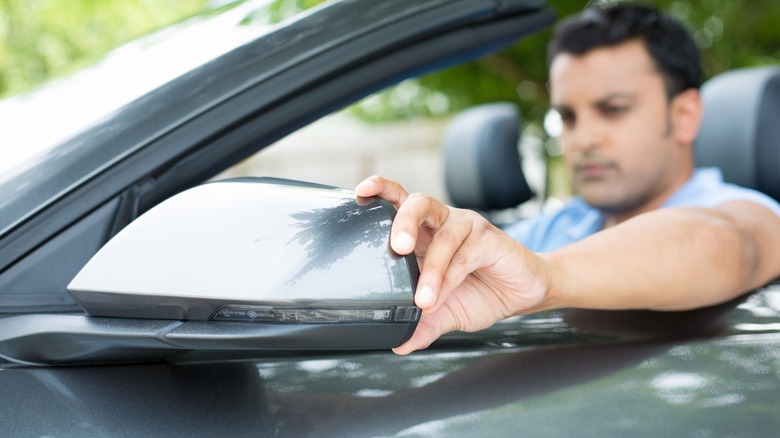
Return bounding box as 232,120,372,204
0,1,281,177
0,0,289,236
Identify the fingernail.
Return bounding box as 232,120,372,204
355,179,372,193
416,285,435,305
395,232,414,251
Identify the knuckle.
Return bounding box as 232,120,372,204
441,251,469,293
467,212,492,235
406,192,427,207
460,208,485,224
407,192,449,228
406,191,427,201
449,249,469,269
434,226,459,246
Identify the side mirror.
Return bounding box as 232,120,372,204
0,178,420,364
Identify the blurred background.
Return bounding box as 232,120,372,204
2,0,779,205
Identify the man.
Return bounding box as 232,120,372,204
355,4,780,355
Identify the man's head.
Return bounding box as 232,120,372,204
548,4,704,225
549,3,702,101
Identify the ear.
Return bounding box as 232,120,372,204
670,88,702,146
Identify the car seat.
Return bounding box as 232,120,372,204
694,65,780,202
442,102,534,212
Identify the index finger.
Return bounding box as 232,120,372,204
355,175,409,210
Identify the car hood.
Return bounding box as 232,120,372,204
2,286,779,437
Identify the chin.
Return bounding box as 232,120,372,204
577,191,630,212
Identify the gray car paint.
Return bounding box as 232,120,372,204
1,0,778,436
2,287,779,436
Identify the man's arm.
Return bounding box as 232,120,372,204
537,200,780,312
356,176,780,355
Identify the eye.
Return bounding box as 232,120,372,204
558,109,576,128
601,105,629,118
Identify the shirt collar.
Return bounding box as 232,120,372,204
663,167,723,207
563,167,719,238
565,197,604,240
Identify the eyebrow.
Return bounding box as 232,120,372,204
594,92,637,107
553,92,638,113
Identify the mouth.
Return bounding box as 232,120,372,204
574,162,617,179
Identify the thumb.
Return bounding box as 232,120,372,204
391,312,453,355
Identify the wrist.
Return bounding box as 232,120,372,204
522,251,564,313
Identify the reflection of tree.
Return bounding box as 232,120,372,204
287,198,389,284
263,298,760,437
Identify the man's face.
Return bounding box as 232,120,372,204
549,39,692,220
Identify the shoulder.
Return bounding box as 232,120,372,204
667,168,780,216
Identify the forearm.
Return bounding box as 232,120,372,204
356,176,780,354
533,207,762,312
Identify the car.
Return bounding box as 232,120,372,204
1,0,779,436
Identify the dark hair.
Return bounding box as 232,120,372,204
548,3,702,99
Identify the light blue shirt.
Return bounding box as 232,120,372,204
505,167,780,252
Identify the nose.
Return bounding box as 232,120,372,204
564,114,603,154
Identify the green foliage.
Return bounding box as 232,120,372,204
267,0,327,22
1,0,777,125
352,0,780,125
239,0,328,26
0,0,208,98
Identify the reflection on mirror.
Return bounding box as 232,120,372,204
68,178,420,324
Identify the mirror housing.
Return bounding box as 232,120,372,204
0,178,421,364
69,178,420,327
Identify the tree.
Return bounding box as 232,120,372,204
351,0,780,127
2,0,777,128
0,0,207,98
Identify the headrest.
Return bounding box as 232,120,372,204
442,103,533,210
694,66,780,202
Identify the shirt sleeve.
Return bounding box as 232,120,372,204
665,168,780,217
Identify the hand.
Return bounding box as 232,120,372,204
355,176,551,354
